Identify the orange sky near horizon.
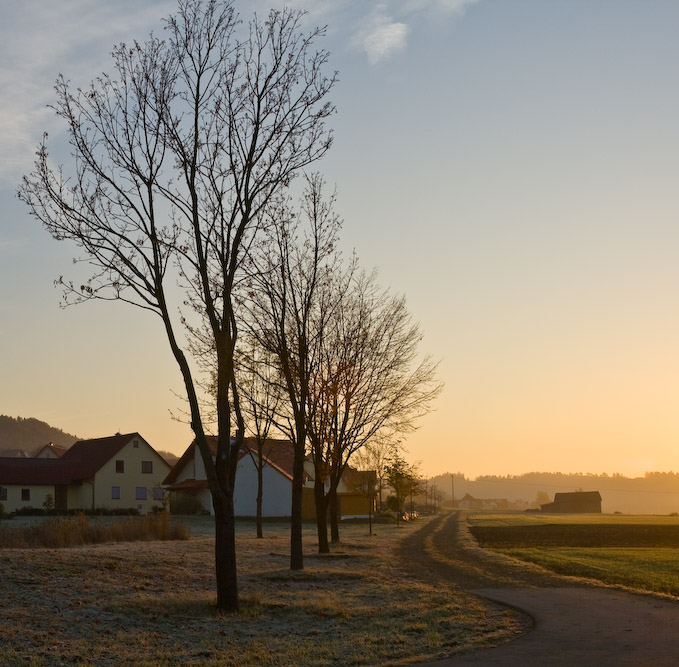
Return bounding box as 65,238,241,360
2,0,679,481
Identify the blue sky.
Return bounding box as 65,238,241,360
2,0,679,479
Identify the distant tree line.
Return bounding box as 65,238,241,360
426,471,679,514
0,415,79,453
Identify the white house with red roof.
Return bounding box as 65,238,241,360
163,437,315,518
164,437,375,520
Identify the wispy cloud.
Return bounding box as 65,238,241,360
404,0,481,16
253,0,479,65
356,6,409,65
0,0,174,186
351,0,479,65
0,0,481,186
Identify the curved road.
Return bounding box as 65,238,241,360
401,512,679,666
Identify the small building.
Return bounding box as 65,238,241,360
541,491,602,513
457,493,515,511
0,433,170,514
0,449,30,458
34,442,69,459
336,467,377,519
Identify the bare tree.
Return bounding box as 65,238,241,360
353,440,397,514
19,0,335,612
245,173,341,568
306,270,442,545
385,454,421,526
238,342,284,538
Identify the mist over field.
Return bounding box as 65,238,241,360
429,471,679,515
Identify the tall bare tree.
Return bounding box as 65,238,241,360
245,173,341,568
19,0,335,611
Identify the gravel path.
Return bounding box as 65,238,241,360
401,512,679,666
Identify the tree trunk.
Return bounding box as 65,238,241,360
314,480,329,554
329,490,340,543
290,446,305,570
256,458,263,539
213,495,239,612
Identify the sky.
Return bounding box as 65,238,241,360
1,0,679,480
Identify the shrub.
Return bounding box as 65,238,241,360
170,491,207,515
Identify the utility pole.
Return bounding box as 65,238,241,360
451,473,455,509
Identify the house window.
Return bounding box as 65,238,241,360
133,440,139,448
141,460,153,474
0,486,7,501
21,488,31,502
115,460,125,473
135,487,147,500
111,486,121,500
152,487,165,501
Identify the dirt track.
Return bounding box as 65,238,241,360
400,512,679,666
398,510,578,589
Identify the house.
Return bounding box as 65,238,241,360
541,491,602,513
334,467,377,519
34,442,68,459
164,437,375,520
164,437,315,518
0,433,170,514
0,458,78,513
0,449,30,458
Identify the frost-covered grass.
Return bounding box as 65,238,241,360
0,518,520,666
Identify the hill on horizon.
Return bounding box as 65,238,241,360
0,415,179,465
0,415,81,455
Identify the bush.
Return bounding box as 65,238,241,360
170,491,208,515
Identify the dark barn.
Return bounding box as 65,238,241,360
541,491,602,513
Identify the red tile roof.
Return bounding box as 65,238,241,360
34,443,68,458
0,433,162,487
0,458,81,485
163,437,308,486
60,433,144,481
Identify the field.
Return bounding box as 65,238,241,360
467,513,679,598
0,516,523,666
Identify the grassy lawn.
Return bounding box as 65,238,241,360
0,516,520,666
467,513,679,598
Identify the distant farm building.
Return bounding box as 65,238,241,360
457,493,519,511
541,491,602,513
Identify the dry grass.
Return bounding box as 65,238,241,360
0,517,521,666
0,513,190,548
